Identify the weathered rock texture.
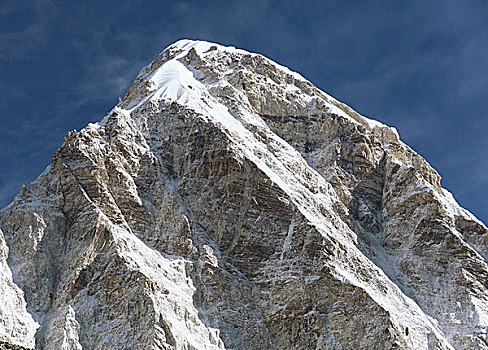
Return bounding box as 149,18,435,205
1,40,487,350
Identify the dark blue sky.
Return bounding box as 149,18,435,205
1,0,487,223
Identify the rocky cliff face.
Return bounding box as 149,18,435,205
1,40,487,350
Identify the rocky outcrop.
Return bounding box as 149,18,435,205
0,340,33,350
0,40,487,349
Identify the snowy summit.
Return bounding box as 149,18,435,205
0,39,487,350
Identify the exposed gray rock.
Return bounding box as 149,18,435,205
0,40,487,349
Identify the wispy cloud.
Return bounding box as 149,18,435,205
0,0,56,62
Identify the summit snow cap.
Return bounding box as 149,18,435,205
119,39,397,139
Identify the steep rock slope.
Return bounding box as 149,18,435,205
1,40,487,350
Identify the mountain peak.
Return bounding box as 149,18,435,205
121,39,393,135
0,39,487,349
